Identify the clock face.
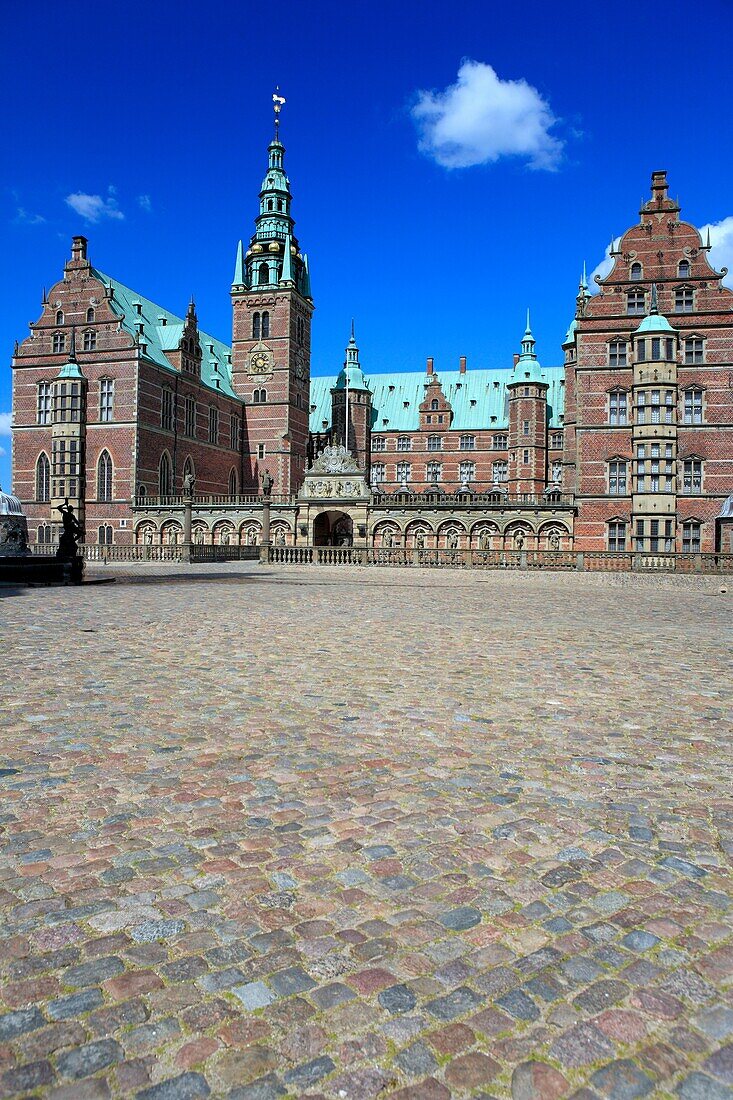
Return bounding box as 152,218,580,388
295,351,307,380
249,352,271,374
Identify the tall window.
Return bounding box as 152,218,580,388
492,460,508,483
230,414,240,450
257,443,266,460
86,307,95,323
627,290,645,316
630,262,642,281
261,311,270,338
609,340,627,366
258,262,269,285
371,462,385,484
396,461,411,483
99,378,114,422
182,457,194,487
636,392,646,424
51,438,80,498
52,333,66,354
83,330,97,352
682,459,702,493
427,435,442,451
228,468,238,496
493,433,508,449
208,406,219,443
608,521,627,551
97,450,113,502
426,461,442,482
550,432,563,449
459,434,475,450
678,260,690,279
683,388,703,424
675,287,694,313
162,388,174,430
37,382,51,425
609,459,627,494
37,524,53,544
252,312,261,339
159,452,173,496
430,399,439,411
609,390,628,425
184,395,196,437
684,337,704,365
682,520,701,552
636,338,646,362
53,381,81,423
98,524,113,545
56,310,64,325
372,436,387,452
459,461,476,483
35,453,50,502
396,436,411,452
522,419,530,436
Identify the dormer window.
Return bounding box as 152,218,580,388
55,310,64,325
134,302,142,315
430,399,439,411
630,262,642,281
678,259,690,279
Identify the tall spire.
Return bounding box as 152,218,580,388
272,88,286,142
520,309,536,360
232,240,247,288
650,282,659,314
280,232,294,284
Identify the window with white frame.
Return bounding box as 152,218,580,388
609,390,628,425
427,435,442,451
682,520,701,552
675,286,694,313
609,459,627,494
522,420,530,435
426,461,442,482
459,434,475,450
161,388,173,431
627,289,645,315
682,458,702,493
550,432,563,448
630,262,642,281
678,260,690,279
52,332,66,354
396,436,411,452
608,520,627,551
396,461,411,483
97,450,113,502
372,436,387,452
257,443,265,460
609,339,627,366
208,406,219,443
684,337,704,365
371,462,386,484
493,433,508,449
492,460,508,482
184,396,196,437
36,453,50,502
683,388,703,424
459,460,475,483
37,382,51,425
83,330,96,352
98,524,113,545
637,392,647,424
99,378,114,422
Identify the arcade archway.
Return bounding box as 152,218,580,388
313,510,354,546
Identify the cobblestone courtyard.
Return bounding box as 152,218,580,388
1,566,732,1100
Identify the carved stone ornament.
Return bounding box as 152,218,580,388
308,444,360,475
248,342,273,375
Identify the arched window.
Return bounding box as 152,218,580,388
86,307,95,323
277,199,283,211
97,450,113,502
630,262,642,281
253,388,267,404
267,199,273,210
430,399,439,411
55,309,64,325
228,468,238,496
678,259,690,279
37,524,53,544
98,524,113,545
36,453,50,502
159,452,173,497
182,456,195,485
252,312,260,339
258,262,269,285
261,311,270,338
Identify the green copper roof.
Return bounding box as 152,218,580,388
635,312,675,334
58,328,83,379
92,268,236,398
310,366,565,433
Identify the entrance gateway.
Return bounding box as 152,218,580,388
312,510,353,546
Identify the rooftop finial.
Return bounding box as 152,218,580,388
69,326,77,361
273,88,286,141
350,318,355,343
650,283,659,314
706,227,711,250
525,307,531,336
580,261,588,290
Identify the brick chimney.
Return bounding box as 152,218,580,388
513,353,520,367
651,170,668,203
426,357,434,375
71,236,88,262
459,356,466,374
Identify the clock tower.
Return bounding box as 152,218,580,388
231,97,314,494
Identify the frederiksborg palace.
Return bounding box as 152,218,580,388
9,118,733,558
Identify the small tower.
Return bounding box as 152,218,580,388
50,328,87,533
231,94,314,494
331,322,372,472
507,311,549,497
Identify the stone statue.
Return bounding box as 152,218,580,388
514,530,525,550
479,531,490,551
55,498,83,560
447,530,459,550
415,530,425,549
183,470,195,495
144,528,153,545
549,531,560,551
383,528,393,548
194,528,204,544
221,530,230,545
261,469,274,497
247,528,258,545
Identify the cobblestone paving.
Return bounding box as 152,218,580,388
1,566,732,1099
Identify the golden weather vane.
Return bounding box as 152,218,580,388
273,88,286,139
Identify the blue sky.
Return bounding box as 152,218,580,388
2,0,732,489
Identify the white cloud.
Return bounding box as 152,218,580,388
701,216,733,288
65,186,124,223
138,194,152,213
411,60,563,171
0,446,6,458
0,412,11,436
15,207,45,225
588,237,621,293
